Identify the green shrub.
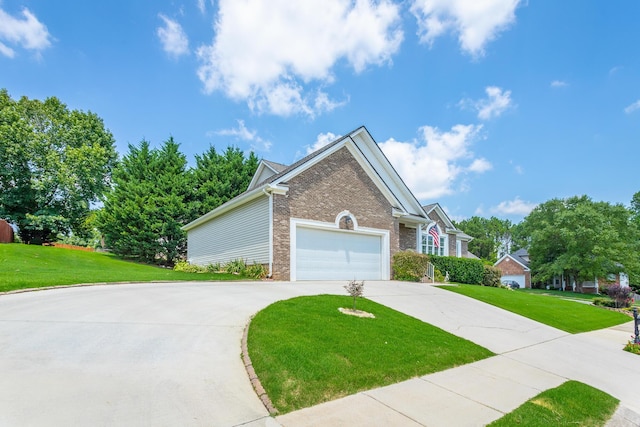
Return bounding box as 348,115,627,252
593,297,617,308
482,265,502,287
245,263,267,279
173,260,206,273
392,251,431,281
430,255,485,285
224,258,246,274
624,341,640,355
206,262,222,273
434,269,445,283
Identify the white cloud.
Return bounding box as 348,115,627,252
379,124,485,199
196,0,403,117
0,41,14,57
306,132,341,155
0,7,51,58
157,14,189,58
197,0,206,15
624,100,640,114
460,86,513,120
468,157,492,173
214,120,272,151
491,197,536,216
550,80,567,88
410,0,521,56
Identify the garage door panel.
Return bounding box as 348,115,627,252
296,227,382,281
501,274,525,288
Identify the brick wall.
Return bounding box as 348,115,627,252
495,257,531,288
271,147,398,280
399,224,416,251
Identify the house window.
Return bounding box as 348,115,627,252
422,232,446,256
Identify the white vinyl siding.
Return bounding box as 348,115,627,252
187,195,270,266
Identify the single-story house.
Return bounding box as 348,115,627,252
183,126,471,281
555,272,630,294
494,248,531,289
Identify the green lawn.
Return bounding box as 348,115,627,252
521,288,640,307
247,295,493,414
519,288,604,301
488,381,619,427
0,243,243,292
440,285,631,333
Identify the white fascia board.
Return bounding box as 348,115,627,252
349,128,428,218
495,254,530,271
269,134,408,215
247,160,279,190
398,212,432,224
431,204,455,229
182,185,268,231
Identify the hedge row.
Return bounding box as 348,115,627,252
391,251,502,286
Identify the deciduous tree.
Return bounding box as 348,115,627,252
520,196,639,290
0,89,117,243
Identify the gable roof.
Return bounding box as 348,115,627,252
422,202,473,241
494,248,531,270
183,126,430,231
247,159,288,191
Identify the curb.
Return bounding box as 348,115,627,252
242,319,278,416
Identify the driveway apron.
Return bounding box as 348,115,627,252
1,281,639,426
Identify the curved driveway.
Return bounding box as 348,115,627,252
1,281,639,426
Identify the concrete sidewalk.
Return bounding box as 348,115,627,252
277,283,640,426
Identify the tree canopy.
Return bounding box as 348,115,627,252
97,138,258,265
191,146,259,220
0,89,117,243
454,216,516,262
519,195,639,289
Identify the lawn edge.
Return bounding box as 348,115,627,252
242,318,278,415
0,280,209,296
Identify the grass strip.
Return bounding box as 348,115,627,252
488,380,619,427
440,284,630,334
247,294,493,414
0,244,243,292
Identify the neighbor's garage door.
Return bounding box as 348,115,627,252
295,227,383,280
501,274,525,288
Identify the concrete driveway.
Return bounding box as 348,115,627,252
1,281,639,426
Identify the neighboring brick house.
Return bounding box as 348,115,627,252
0,219,14,243
182,126,433,281
420,203,474,258
494,249,531,289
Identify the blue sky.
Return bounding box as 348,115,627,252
2,0,639,222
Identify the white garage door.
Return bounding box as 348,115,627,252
295,227,383,280
501,274,525,288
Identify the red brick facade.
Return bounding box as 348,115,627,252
271,147,402,280
494,256,531,288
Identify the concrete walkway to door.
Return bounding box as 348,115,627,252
1,280,639,426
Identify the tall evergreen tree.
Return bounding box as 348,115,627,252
191,146,259,219
98,138,191,265
455,216,515,262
